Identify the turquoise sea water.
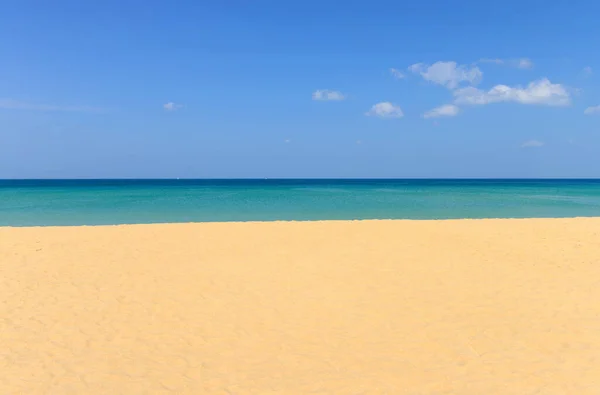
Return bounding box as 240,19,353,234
1,179,600,226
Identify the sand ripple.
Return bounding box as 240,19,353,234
2,219,600,394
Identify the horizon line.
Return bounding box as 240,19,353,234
2,177,600,181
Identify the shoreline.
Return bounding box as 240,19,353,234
3,215,600,229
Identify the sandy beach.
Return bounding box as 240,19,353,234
1,218,600,394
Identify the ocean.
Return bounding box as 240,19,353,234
1,179,600,226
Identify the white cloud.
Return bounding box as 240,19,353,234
408,61,482,89
422,104,460,119
312,89,345,101
478,58,533,69
584,105,600,115
407,63,424,73
390,68,405,79
164,102,184,111
0,98,104,112
365,102,404,118
582,66,593,77
521,140,544,148
516,58,533,69
454,78,571,106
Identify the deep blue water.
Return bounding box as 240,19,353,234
1,179,600,226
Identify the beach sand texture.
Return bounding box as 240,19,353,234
2,218,600,394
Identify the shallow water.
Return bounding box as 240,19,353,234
1,179,600,226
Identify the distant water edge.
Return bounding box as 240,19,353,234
1,179,600,226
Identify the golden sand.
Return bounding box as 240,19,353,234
2,218,600,394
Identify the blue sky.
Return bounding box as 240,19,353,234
1,0,599,178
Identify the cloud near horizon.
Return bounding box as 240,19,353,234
163,102,184,111
584,105,600,115
423,104,460,119
516,58,534,69
453,78,571,106
312,89,346,101
366,102,404,118
408,61,482,89
389,68,405,79
478,58,534,69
